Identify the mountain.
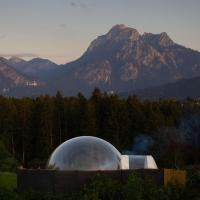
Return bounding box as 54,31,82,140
7,56,27,68
54,24,200,95
125,76,200,99
2,24,200,97
0,57,40,94
7,57,59,81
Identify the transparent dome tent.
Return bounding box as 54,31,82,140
47,136,122,171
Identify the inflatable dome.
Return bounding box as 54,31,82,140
47,136,121,171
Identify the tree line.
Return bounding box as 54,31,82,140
0,88,200,168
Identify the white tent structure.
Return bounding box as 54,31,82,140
121,155,158,170
47,136,158,171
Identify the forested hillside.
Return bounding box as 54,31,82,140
0,89,200,169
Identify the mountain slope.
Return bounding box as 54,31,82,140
7,57,59,81
0,57,40,94
126,76,200,99
54,24,200,95
7,57,27,68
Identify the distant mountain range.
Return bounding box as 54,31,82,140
0,57,39,92
5,57,59,81
1,24,200,98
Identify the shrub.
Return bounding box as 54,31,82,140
80,174,122,200
124,174,162,200
0,141,18,172
0,188,19,200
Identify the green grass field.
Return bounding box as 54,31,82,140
0,172,17,190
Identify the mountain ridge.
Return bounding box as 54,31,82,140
1,24,200,97
125,76,200,99
55,24,200,95
0,57,40,93
5,57,60,81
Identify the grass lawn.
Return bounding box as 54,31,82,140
0,172,17,190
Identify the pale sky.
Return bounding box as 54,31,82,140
0,0,199,64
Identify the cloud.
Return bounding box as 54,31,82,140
0,53,38,58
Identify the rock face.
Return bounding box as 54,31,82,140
56,24,200,95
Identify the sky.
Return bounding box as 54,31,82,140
0,0,199,64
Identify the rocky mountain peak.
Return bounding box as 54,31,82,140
58,24,200,96
142,32,174,47
107,24,140,41
9,56,25,63
87,24,140,52
158,32,174,46
110,24,127,30
108,24,128,34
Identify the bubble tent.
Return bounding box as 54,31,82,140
18,136,186,193
47,136,121,171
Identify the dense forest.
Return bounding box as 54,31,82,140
0,88,200,170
